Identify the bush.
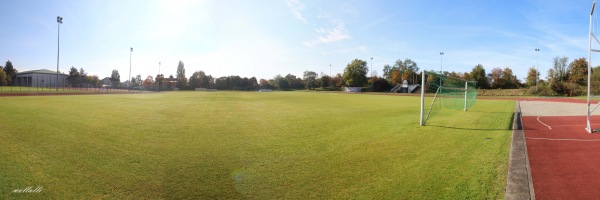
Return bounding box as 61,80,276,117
369,77,392,92
477,89,528,96
526,85,555,96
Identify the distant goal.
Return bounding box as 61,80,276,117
419,71,477,126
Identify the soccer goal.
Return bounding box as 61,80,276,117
419,71,477,126
587,0,600,133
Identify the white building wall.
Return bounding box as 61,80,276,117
15,73,67,87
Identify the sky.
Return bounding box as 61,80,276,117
0,0,597,81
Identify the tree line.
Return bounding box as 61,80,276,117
2,57,600,96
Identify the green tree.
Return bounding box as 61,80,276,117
447,71,461,79
382,64,393,80
319,75,331,88
525,67,539,88
85,75,100,87
330,73,344,87
130,74,142,88
489,67,503,89
397,59,419,73
285,74,303,89
462,72,471,81
66,67,80,86
568,57,588,86
469,64,489,89
553,56,569,83
247,77,258,90
79,68,87,86
155,74,164,91
502,67,519,89
387,59,419,84
591,66,600,95
3,60,17,85
110,69,120,88
370,77,392,92
0,67,8,86
343,59,368,87
274,74,288,90
176,61,187,89
189,70,212,89
143,75,155,89
259,79,274,89
303,70,317,89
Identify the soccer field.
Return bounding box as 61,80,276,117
0,92,514,199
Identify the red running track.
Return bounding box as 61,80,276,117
524,115,600,199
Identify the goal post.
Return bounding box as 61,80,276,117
420,71,477,126
587,0,600,133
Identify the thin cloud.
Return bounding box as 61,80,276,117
286,0,308,24
364,14,393,31
336,46,368,53
304,22,351,46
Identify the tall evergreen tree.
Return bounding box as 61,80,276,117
3,60,17,85
176,61,187,89
110,69,120,87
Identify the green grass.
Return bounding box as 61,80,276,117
0,92,514,199
0,86,132,93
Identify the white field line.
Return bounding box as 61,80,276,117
536,116,552,130
551,124,600,128
525,137,600,142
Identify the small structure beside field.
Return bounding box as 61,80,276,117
13,69,68,87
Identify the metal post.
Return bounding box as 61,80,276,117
56,16,62,91
535,48,540,92
439,52,444,89
464,81,468,111
440,52,444,74
420,71,425,126
129,47,133,91
587,0,596,133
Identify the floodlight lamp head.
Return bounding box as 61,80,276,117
440,52,444,55
57,16,62,23
130,47,133,52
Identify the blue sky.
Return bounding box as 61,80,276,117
0,0,595,81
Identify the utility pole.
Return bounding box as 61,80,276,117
56,16,63,91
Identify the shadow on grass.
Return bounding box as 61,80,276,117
467,110,514,114
427,125,511,131
427,112,515,131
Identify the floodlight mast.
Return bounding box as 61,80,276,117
535,48,540,92
129,47,133,91
587,0,597,133
56,16,63,91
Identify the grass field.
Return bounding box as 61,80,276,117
0,91,515,199
0,86,133,93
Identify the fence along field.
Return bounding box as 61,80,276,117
0,85,137,93
0,92,514,199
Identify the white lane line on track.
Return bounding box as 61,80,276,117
526,137,600,142
550,124,600,128
537,116,552,130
